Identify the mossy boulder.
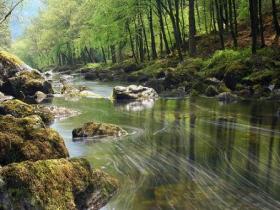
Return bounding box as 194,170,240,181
0,51,54,99
0,99,54,125
73,122,128,138
3,71,54,99
0,51,32,80
0,158,118,210
0,115,69,165
205,85,219,97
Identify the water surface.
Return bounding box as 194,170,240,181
51,77,280,210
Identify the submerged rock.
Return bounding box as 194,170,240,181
0,99,54,124
217,92,238,103
43,106,80,120
0,158,118,210
113,85,158,101
0,115,69,165
73,122,127,138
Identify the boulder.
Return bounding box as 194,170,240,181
43,106,80,120
0,99,54,125
0,92,13,102
113,85,158,101
205,85,219,97
0,51,33,80
0,158,118,210
0,51,54,99
73,122,127,138
0,115,69,165
217,92,238,102
2,71,54,98
34,91,47,103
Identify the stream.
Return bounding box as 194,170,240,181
51,76,280,210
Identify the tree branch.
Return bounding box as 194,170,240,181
0,0,24,25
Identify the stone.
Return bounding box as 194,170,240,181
217,92,238,102
0,115,69,165
205,85,219,97
73,122,128,138
0,99,54,125
0,92,13,102
113,85,158,101
34,91,47,103
0,158,118,210
43,106,80,120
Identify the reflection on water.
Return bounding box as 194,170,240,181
51,79,280,210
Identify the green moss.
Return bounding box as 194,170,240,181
0,99,54,125
0,158,118,210
0,51,25,68
0,115,69,165
205,85,219,97
244,69,279,85
73,122,128,138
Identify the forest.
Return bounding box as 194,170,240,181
0,0,280,210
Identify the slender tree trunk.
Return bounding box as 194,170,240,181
140,13,150,60
101,47,107,64
272,0,280,36
156,0,171,54
229,0,238,47
149,5,158,59
249,0,258,54
233,0,238,37
259,0,265,47
189,0,196,56
215,0,225,49
203,0,209,33
126,22,138,63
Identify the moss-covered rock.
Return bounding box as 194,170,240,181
0,51,32,80
205,85,219,97
0,158,118,210
3,70,54,98
73,122,128,138
0,99,54,125
0,115,69,165
0,51,54,99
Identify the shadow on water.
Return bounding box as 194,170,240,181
51,79,280,210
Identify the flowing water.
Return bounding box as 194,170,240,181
51,76,280,210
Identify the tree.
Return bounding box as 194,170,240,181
189,0,196,56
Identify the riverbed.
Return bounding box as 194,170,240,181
51,76,280,210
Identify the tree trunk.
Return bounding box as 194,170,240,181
272,0,280,36
189,0,196,56
249,0,258,54
156,0,171,54
149,5,158,59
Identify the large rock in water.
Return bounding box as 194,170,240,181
113,85,158,100
0,99,54,125
0,115,69,165
73,122,127,138
0,158,118,210
0,51,53,99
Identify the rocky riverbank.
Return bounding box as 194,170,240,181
0,51,118,210
68,47,280,101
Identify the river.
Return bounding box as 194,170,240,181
51,76,280,210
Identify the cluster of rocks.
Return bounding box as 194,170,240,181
0,51,54,103
0,52,118,210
